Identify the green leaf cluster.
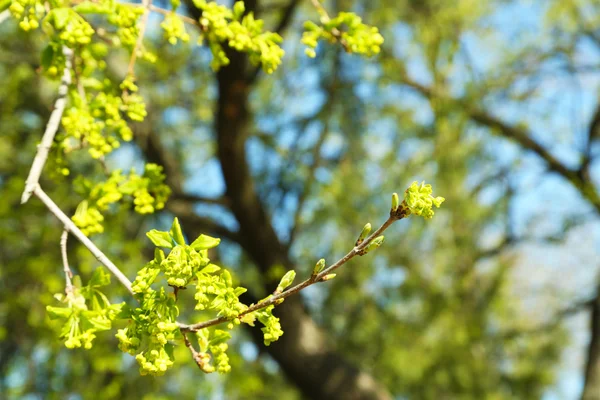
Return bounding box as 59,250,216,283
302,11,384,58
193,0,284,73
71,164,171,235
47,269,124,350
403,181,445,219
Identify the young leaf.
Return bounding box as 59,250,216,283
146,230,173,248
200,263,221,274
170,218,186,245
190,234,221,250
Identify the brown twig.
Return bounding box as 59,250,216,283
308,0,349,52
179,213,399,332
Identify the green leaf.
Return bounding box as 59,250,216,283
115,303,132,319
164,343,175,360
84,312,111,330
209,329,231,346
170,218,186,245
146,230,173,248
46,305,72,319
49,8,71,30
41,45,55,70
200,263,221,274
196,328,209,352
190,234,220,250
73,1,112,14
222,270,232,287
0,0,10,12
154,248,165,263
80,77,104,90
118,180,140,195
88,268,111,288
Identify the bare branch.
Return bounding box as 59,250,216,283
21,47,72,204
33,185,134,295
60,229,74,294
583,287,600,400
401,75,600,213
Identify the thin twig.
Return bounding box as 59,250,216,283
150,4,198,26
33,185,134,296
21,47,73,204
127,0,152,78
179,214,398,332
60,229,74,294
170,192,231,207
308,0,349,51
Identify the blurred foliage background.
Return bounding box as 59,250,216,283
1,0,600,399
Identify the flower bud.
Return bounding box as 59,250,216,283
321,273,336,281
391,192,400,212
355,223,371,246
313,258,326,276
362,235,384,255
276,270,296,293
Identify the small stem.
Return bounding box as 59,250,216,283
182,330,209,371
33,185,134,296
21,47,73,204
60,229,74,294
127,0,152,78
148,4,198,26
308,0,349,52
179,215,399,332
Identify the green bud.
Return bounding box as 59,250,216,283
321,273,336,281
276,270,296,293
391,192,400,212
355,223,371,246
313,258,326,275
362,235,384,255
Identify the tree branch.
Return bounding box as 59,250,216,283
401,75,600,213
127,0,151,77
170,192,231,207
60,229,74,294
583,288,600,400
179,214,397,332
33,185,134,295
21,47,72,204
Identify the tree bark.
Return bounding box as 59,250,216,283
211,28,391,400
583,292,600,400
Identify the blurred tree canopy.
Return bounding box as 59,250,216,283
1,0,600,399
